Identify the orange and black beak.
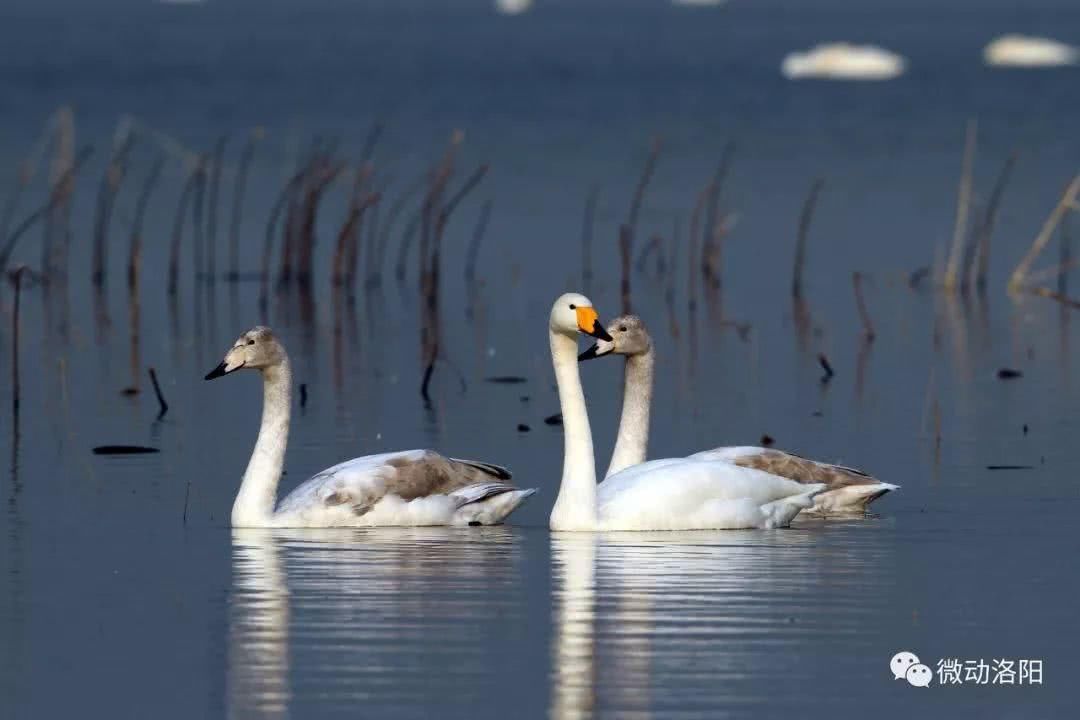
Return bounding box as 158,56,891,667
575,306,613,341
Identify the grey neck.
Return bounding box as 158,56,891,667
605,348,654,478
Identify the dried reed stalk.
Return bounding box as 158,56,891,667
1009,174,1080,292
792,178,824,300
943,119,976,292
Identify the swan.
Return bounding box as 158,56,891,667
205,326,535,527
984,35,1078,68
547,294,824,531
579,314,898,514
781,43,906,81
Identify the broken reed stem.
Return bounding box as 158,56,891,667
11,267,27,416
943,119,977,292
688,184,708,313
619,138,662,315
792,178,825,300
619,224,633,314
92,133,136,286
1029,286,1080,309
128,155,165,289
1009,174,1080,292
634,234,665,275
665,220,681,338
970,152,1016,292
228,129,260,281
205,134,227,282
361,122,384,163
581,185,598,292
422,159,487,403
148,367,168,419
375,175,425,284
43,108,75,278
627,137,661,234
345,193,380,289
168,160,204,295
190,160,207,286
262,170,306,304
701,142,736,290
1,162,31,245
852,271,875,341
333,164,372,286
395,210,421,285
464,198,493,286
1060,214,1073,295
0,147,93,273
296,158,344,287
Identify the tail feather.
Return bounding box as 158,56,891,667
451,458,512,481
811,482,899,514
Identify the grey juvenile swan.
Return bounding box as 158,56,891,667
206,326,535,527
579,315,897,514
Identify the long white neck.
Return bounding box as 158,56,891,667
232,358,292,526
605,349,654,478
549,330,597,531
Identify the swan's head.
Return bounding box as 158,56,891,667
205,326,285,379
579,314,651,361
549,292,613,341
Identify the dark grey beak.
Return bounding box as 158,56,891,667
585,320,613,341
579,343,614,362
204,361,230,380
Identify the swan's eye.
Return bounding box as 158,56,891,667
619,325,627,332
247,339,255,346
569,304,576,310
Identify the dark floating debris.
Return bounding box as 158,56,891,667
517,423,531,433
299,383,308,408
760,434,775,447
544,413,563,426
997,368,1023,380
519,395,530,403
818,353,834,383
1022,423,1029,435
485,376,527,385
93,445,160,455
986,465,1033,470
120,387,139,396
811,411,824,417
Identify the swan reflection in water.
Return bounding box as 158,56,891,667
228,527,526,718
229,523,892,718
550,526,894,720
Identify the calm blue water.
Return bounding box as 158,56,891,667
1,1,1078,718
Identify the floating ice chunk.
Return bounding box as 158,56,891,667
984,35,1078,68
782,43,906,81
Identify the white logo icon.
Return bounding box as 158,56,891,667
891,651,921,680
906,663,933,687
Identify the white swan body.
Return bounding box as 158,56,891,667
207,326,535,528
582,315,897,515
782,43,906,81
547,294,823,532
984,35,1078,68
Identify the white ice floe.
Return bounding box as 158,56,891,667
983,35,1078,68
781,43,906,81
495,0,533,16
